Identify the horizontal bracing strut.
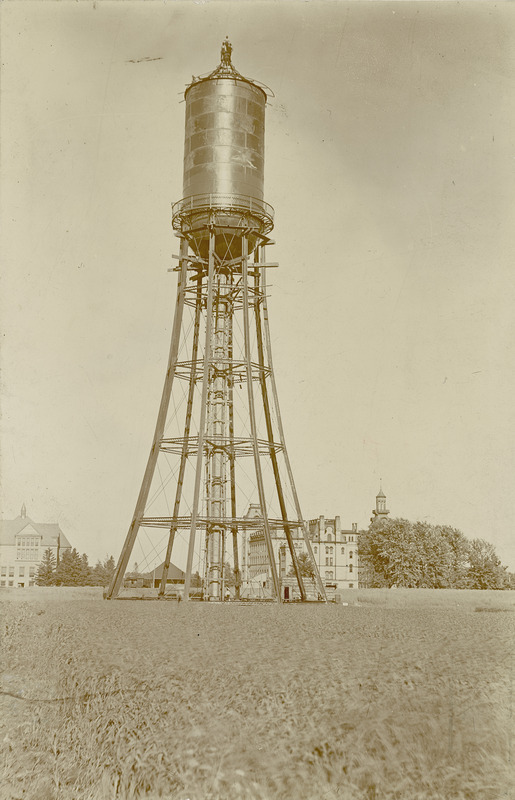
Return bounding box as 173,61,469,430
140,515,305,530
182,283,265,308
160,435,284,457
170,359,272,381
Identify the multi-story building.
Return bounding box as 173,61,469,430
307,516,359,594
0,504,71,588
242,508,360,599
244,503,305,590
241,488,390,599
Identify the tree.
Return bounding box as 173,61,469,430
440,526,471,588
90,560,106,586
191,571,203,588
36,547,57,586
90,556,116,587
467,539,509,589
359,518,510,589
358,519,425,588
222,562,236,587
104,556,115,586
80,552,94,585
288,552,316,580
35,549,117,588
55,548,85,586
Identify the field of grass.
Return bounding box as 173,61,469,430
1,587,513,799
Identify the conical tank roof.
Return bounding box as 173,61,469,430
184,37,268,100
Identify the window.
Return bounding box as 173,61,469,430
329,547,333,554
313,546,317,554
342,536,346,543
349,564,353,573
349,536,353,542
341,547,344,555
29,566,35,577
18,567,25,577
8,580,13,587
16,536,40,561
326,530,332,541
9,567,14,577
325,557,329,566
349,583,354,588
325,571,333,579
349,551,353,559
330,558,333,566
0,567,5,576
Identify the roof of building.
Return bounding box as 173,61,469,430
244,503,262,519
142,562,186,581
0,513,72,549
376,488,386,498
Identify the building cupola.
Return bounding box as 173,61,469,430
370,483,389,526
376,485,387,513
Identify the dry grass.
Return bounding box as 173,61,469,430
1,587,513,800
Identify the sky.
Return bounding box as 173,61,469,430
1,1,515,569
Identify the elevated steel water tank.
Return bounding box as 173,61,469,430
172,42,274,257
184,77,265,201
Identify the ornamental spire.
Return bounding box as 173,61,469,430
221,36,233,66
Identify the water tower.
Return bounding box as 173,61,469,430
106,40,326,602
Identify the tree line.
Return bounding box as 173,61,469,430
36,548,116,587
35,519,512,590
358,518,512,589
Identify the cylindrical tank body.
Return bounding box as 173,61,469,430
173,72,273,258
184,77,265,202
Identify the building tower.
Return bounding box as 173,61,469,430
370,484,390,526
106,41,326,602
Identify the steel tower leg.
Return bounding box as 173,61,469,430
228,317,240,599
252,251,307,601
220,529,226,598
227,297,240,598
229,366,241,600
259,259,327,602
241,236,281,603
183,230,216,601
105,240,189,599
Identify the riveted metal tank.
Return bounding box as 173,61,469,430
184,78,265,201
172,54,274,258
